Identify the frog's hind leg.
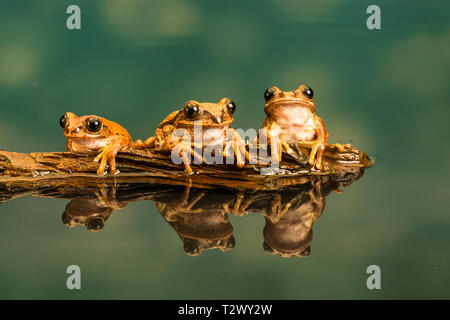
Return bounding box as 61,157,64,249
280,140,294,155
132,139,145,150
144,136,155,149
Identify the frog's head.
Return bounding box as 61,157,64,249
61,210,105,232
178,98,236,128
263,227,313,258
60,112,108,139
263,85,315,115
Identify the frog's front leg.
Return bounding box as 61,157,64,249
223,191,254,216
233,131,251,165
94,136,128,175
266,192,304,223
170,141,204,174
223,130,249,167
308,115,328,170
181,187,207,213
262,122,294,164
258,127,281,164
164,186,206,221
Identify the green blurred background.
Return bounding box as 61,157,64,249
0,0,449,299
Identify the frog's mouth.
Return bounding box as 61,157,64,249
64,128,106,139
178,119,233,128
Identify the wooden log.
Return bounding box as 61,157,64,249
0,142,372,193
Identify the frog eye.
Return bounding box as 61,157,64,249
300,245,311,257
264,87,277,101
302,86,314,99
85,117,103,133
86,217,104,232
59,114,67,128
184,241,202,256
183,102,200,119
263,241,274,254
226,100,236,114
61,211,71,226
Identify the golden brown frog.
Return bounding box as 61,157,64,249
261,85,328,169
60,112,141,175
145,98,249,174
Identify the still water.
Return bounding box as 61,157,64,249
0,1,449,299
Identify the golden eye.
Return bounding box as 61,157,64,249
85,117,103,133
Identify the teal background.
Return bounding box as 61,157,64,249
0,0,449,299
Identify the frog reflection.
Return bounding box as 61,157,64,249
155,186,236,256
261,185,325,258
62,185,128,232
54,170,361,255
154,175,345,258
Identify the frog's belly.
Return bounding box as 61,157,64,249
272,107,316,142
280,123,316,142
201,128,227,147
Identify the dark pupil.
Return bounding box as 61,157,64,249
303,87,314,99
227,101,236,113
185,105,198,118
264,88,275,101
59,115,67,128
86,218,104,231
87,118,101,132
